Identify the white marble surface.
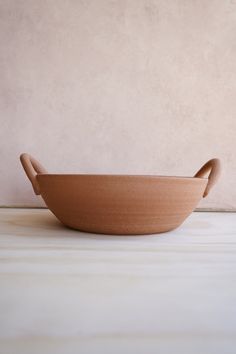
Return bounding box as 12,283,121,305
0,208,236,354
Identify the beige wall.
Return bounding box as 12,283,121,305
0,0,235,210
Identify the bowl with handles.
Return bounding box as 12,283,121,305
20,153,221,235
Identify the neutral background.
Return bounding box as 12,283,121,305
0,0,235,210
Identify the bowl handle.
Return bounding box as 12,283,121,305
194,158,221,198
20,153,48,195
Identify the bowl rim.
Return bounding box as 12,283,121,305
36,174,207,180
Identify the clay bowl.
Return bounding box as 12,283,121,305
20,154,221,235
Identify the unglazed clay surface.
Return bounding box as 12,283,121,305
20,154,221,235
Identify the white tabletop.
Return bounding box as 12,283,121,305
0,208,236,354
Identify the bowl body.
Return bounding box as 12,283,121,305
37,174,207,235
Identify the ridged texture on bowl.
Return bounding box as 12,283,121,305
37,175,207,235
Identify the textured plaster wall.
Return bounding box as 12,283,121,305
0,0,235,209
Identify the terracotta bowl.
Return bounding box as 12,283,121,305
20,154,221,235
